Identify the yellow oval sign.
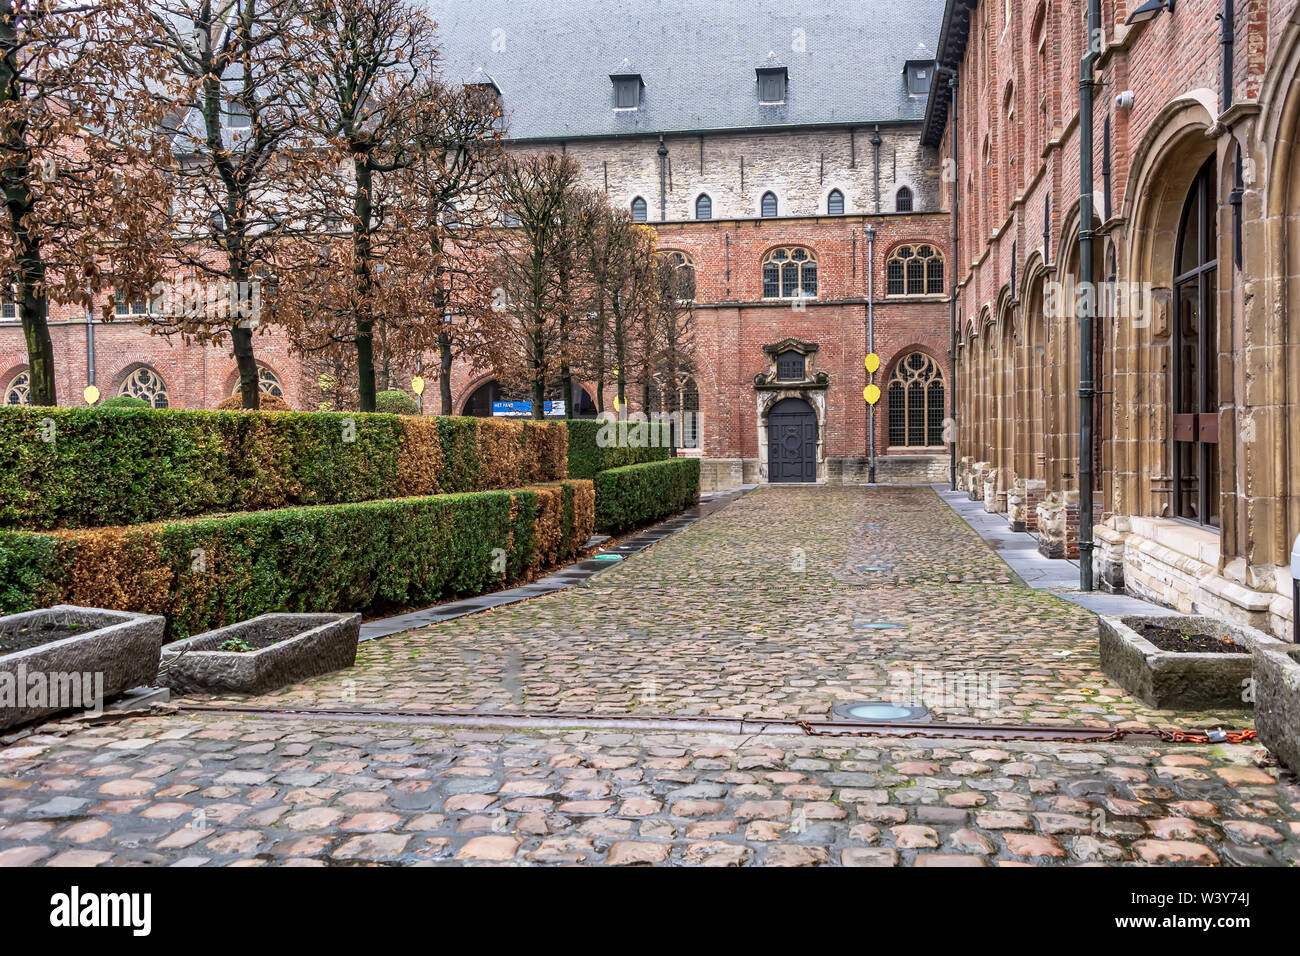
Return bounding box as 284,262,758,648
410,376,425,396
83,385,101,406
864,353,881,374
863,384,881,405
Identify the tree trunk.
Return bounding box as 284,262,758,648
353,156,377,412
438,329,453,415
232,323,261,409
1,4,55,406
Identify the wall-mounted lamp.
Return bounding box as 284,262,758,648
1126,0,1175,26
1115,90,1135,111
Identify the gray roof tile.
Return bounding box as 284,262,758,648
425,0,946,140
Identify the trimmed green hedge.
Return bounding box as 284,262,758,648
0,406,566,530
594,458,700,535
566,417,672,479
0,480,594,639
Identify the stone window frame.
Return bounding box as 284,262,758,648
631,196,648,222
760,191,778,218
117,364,170,408
886,243,944,297
4,367,30,405
896,185,914,212
827,188,845,215
886,349,946,448
760,246,818,300
660,250,696,302
694,193,712,220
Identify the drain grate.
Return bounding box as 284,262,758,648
833,701,928,722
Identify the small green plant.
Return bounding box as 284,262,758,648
374,389,419,415
99,395,151,409
219,635,254,653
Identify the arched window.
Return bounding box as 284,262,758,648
4,369,30,405
661,251,696,301
631,196,647,222
761,246,817,299
257,366,284,397
1172,157,1219,527
886,244,944,296
695,194,712,220
827,189,845,215
896,186,914,212
760,191,778,217
887,352,945,447
118,366,170,408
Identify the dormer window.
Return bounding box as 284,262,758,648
610,65,644,110
905,60,935,96
756,66,787,104
223,97,251,130
465,68,503,114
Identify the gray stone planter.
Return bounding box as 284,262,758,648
1254,649,1300,776
159,613,361,695
0,605,166,731
1099,613,1299,710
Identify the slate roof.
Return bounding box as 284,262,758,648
424,0,944,141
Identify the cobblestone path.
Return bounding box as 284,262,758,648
1,715,1295,867
188,486,1250,730
2,485,1291,867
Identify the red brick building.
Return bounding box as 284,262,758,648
929,0,1300,637
437,0,954,489
3,0,955,492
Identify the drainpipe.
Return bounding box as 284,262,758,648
1220,0,1235,112
85,299,95,388
947,70,960,491
1078,0,1101,591
657,135,668,221
867,224,876,483
872,126,882,213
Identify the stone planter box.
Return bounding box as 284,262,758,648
159,613,361,696
1099,613,1299,710
0,605,166,731
1254,649,1300,775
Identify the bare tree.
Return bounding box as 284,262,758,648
498,152,582,420
0,0,175,405
145,0,309,409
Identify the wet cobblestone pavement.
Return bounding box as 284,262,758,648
1,715,1296,867
2,485,1289,867
183,487,1251,729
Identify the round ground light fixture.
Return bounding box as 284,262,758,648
832,701,928,722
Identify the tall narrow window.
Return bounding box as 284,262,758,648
631,196,647,222
760,191,778,217
1171,157,1219,528
887,352,945,447
896,186,914,212
695,194,712,220
827,189,844,215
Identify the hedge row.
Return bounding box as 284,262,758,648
565,418,671,480
594,459,700,535
0,480,594,639
0,406,566,530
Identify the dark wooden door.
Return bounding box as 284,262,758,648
767,398,817,482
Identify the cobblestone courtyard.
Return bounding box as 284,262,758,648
1,486,1296,866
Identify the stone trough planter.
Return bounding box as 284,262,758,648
0,605,166,731
1254,649,1300,776
159,613,361,696
1099,613,1299,710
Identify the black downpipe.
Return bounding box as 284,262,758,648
657,135,668,221
1220,0,1235,112
948,71,960,491
1078,0,1101,591
872,126,883,213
